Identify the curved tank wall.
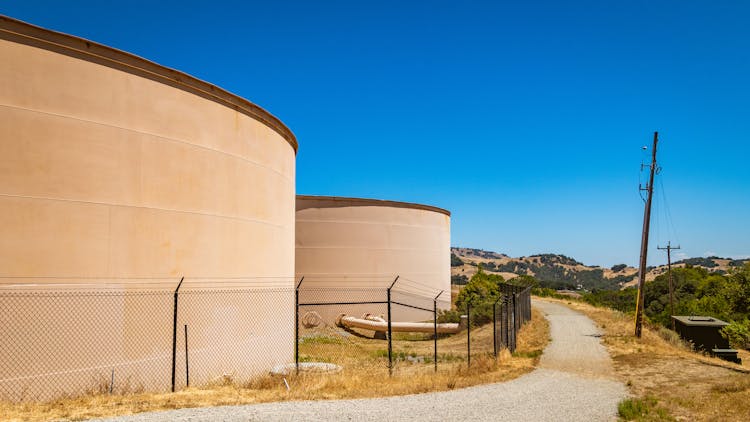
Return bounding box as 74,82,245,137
295,195,452,322
0,16,295,399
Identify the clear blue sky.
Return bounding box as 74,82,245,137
3,1,748,267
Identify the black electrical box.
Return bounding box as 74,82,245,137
672,316,741,364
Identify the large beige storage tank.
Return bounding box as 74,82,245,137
0,16,296,400
295,195,452,320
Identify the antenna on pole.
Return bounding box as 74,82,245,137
657,241,681,330
634,132,659,338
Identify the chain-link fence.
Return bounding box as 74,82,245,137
491,285,532,356
461,284,533,366
296,277,534,373
1,276,534,402
0,277,294,402
294,276,452,376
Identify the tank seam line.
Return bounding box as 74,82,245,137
0,103,294,183
295,246,445,251
0,193,286,228
296,219,449,230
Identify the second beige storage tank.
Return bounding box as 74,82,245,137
295,195,451,311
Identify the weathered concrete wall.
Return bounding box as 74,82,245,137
0,16,295,400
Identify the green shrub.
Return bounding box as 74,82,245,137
437,308,461,324
617,397,672,421
722,318,750,350
532,287,568,300
455,268,504,325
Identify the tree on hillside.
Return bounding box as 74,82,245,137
509,274,538,288
611,264,628,272
450,252,464,267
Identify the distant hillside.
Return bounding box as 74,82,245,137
451,247,749,291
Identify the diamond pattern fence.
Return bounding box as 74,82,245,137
295,277,534,375
0,277,533,402
0,277,294,402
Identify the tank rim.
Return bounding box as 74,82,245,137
297,195,451,217
0,15,298,153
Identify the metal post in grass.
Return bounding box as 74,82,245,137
508,295,513,349
525,288,530,322
510,293,518,352
467,299,471,367
500,295,510,349
517,293,521,330
493,296,502,358
184,324,189,387
171,276,184,393
434,290,443,372
295,276,304,375
387,275,399,376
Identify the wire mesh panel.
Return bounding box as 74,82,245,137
389,289,439,374
295,276,453,375
297,286,390,375
175,286,293,389
466,300,497,365
517,287,532,324
294,278,534,375
0,287,173,401
493,299,508,355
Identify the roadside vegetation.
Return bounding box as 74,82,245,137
440,267,535,325
583,263,750,349
537,296,749,421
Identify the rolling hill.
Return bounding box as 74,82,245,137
451,247,748,291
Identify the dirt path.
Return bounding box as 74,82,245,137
535,299,617,377
98,300,626,422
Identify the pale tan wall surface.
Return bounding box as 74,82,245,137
0,17,295,400
295,196,452,321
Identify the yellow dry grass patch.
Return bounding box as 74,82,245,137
1,309,549,421
538,297,750,421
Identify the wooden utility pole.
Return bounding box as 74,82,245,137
657,241,681,330
634,132,658,338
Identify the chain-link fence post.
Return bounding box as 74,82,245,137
501,294,510,350
171,276,184,393
510,293,516,352
184,324,189,387
493,296,502,358
526,287,532,322
433,290,443,372
295,276,304,375
387,276,399,376
466,299,471,367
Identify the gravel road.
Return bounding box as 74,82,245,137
98,300,626,422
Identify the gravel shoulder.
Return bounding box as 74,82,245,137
98,300,627,422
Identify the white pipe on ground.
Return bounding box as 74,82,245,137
336,313,466,334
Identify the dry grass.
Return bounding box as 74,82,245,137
538,297,750,421
1,309,549,421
